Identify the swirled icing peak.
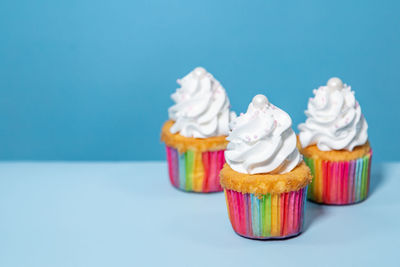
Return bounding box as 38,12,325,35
168,67,236,138
225,94,302,175
298,77,368,151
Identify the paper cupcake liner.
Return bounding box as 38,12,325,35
224,187,307,239
304,151,372,205
165,146,225,193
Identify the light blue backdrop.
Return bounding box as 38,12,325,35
0,0,399,161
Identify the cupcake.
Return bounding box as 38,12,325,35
161,67,236,193
298,77,372,205
220,95,312,239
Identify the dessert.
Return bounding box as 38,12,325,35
161,67,236,192
220,94,312,239
298,77,372,205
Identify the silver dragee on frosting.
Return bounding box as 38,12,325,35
298,77,368,151
168,67,236,138
225,95,302,175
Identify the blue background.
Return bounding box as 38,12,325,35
1,0,399,161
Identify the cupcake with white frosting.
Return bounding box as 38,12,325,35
298,77,372,205
161,67,236,192
220,94,312,239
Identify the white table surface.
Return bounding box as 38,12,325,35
0,161,398,267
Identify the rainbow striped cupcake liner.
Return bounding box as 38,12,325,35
165,146,225,193
304,151,372,205
224,187,307,239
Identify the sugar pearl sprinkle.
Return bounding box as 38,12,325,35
327,77,344,91
193,67,206,78
252,94,269,109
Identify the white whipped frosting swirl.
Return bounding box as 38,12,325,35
225,95,302,175
298,77,368,151
168,67,236,138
